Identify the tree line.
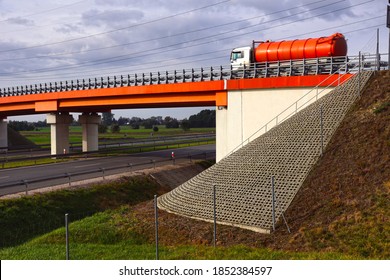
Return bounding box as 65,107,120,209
8,109,216,133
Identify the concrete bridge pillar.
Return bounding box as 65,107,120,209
47,112,73,155
79,112,101,152
0,118,7,151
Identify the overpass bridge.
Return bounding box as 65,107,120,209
0,53,384,233
0,54,382,159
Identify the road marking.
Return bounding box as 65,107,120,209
0,176,10,179
72,163,101,168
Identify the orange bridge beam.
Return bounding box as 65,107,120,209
0,75,351,118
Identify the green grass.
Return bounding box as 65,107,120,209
373,101,390,114
21,126,215,146
0,207,353,260
1,158,68,168
1,172,386,260
0,176,160,248
0,176,388,260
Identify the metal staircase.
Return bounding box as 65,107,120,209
157,71,373,233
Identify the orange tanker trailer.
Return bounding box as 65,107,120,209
231,33,348,70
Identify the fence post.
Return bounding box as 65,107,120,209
271,176,276,232
23,180,28,195
358,51,361,97
65,213,69,260
101,168,105,180
376,28,380,71
154,195,159,260
213,185,217,247
66,173,71,187
320,105,324,156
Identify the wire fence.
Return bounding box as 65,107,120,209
0,173,292,260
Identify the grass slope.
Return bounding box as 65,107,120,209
0,206,351,260
0,176,164,248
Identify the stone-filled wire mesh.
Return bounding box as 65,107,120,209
158,72,373,233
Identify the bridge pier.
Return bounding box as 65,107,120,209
0,118,7,151
47,112,73,155
79,112,101,152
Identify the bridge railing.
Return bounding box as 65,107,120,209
1,54,386,98
223,53,380,158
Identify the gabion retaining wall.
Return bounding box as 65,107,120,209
158,72,373,233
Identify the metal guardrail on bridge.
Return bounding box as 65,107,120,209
0,53,387,97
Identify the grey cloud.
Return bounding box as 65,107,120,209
6,17,35,26
81,9,144,28
94,0,138,7
54,23,84,34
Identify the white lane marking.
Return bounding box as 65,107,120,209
0,176,10,179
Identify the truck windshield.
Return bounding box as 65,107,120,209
231,51,244,61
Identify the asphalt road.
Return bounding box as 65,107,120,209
0,144,215,196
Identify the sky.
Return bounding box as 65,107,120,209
0,0,388,122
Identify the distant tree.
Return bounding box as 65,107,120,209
8,121,35,131
117,116,130,126
188,109,216,128
131,123,140,129
34,120,47,128
180,119,190,131
129,117,142,129
165,116,179,128
102,112,115,126
149,116,159,126
142,119,154,129
98,124,108,133
111,124,121,133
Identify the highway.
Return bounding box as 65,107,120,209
0,144,215,196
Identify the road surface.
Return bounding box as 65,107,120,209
0,144,215,196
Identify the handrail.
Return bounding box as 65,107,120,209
224,55,365,157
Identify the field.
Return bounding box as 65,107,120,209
20,126,215,146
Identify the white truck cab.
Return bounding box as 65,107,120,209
230,46,252,70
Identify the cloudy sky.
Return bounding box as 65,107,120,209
0,0,387,121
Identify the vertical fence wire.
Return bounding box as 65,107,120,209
65,213,69,260
154,195,159,260
320,105,324,156
213,185,217,247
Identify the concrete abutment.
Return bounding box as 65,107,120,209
216,87,333,161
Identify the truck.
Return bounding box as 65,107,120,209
230,33,348,72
